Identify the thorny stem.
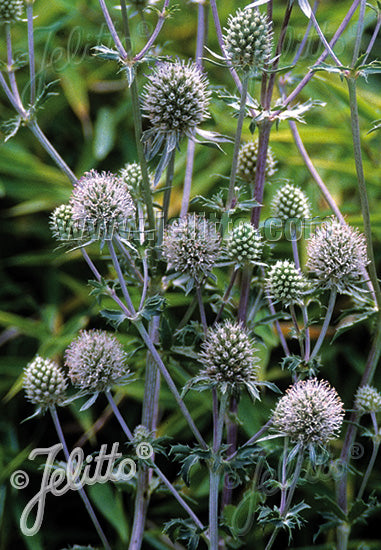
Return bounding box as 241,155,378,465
309,287,337,361
26,2,36,106
49,407,111,550
226,74,249,210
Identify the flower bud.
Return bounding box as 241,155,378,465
266,260,308,306
24,356,67,410
226,222,264,266
355,385,381,414
271,184,310,221
237,140,277,182
0,0,24,23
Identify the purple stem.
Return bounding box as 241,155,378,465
134,0,170,62
26,2,36,105
98,0,128,59
280,0,361,112
363,15,381,63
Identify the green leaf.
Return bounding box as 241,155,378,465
163,518,202,550
139,294,167,320
88,483,129,542
100,308,128,328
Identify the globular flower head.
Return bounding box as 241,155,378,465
162,214,221,283
23,356,68,411
142,60,211,154
0,0,24,23
271,184,311,222
237,140,277,182
119,162,147,202
266,260,308,306
306,218,368,294
273,378,344,445
49,204,84,242
224,7,273,73
226,222,264,266
70,170,135,241
198,321,260,398
355,385,381,414
65,330,129,392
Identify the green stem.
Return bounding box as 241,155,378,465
310,287,337,361
226,74,249,211
346,76,381,309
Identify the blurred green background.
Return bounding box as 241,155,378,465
1,0,381,548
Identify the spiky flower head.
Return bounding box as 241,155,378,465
65,330,129,393
0,0,24,23
133,424,152,442
273,378,344,445
162,214,221,283
70,170,135,241
266,260,308,306
23,356,68,411
306,218,368,295
224,7,273,73
226,222,264,266
237,140,277,182
271,184,311,221
119,162,147,201
142,60,211,153
355,385,381,414
198,321,259,398
50,204,84,242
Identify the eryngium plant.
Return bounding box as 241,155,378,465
226,222,264,267
197,321,260,398
355,385,381,414
306,218,369,294
0,0,23,23
50,204,81,242
266,259,308,306
70,170,135,241
65,330,129,393
273,378,344,445
162,214,221,284
23,356,68,411
271,183,311,221
224,7,273,73
237,140,277,182
141,60,211,160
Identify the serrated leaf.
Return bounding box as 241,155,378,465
92,45,121,61
298,0,312,18
100,308,128,328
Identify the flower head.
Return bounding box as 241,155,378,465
306,218,368,294
142,60,211,157
162,214,221,283
226,222,264,266
0,0,24,23
237,140,277,182
24,356,67,411
70,170,135,241
273,378,344,445
224,7,273,73
50,204,84,242
65,330,129,392
198,321,259,398
271,184,310,222
355,385,381,414
266,260,308,306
